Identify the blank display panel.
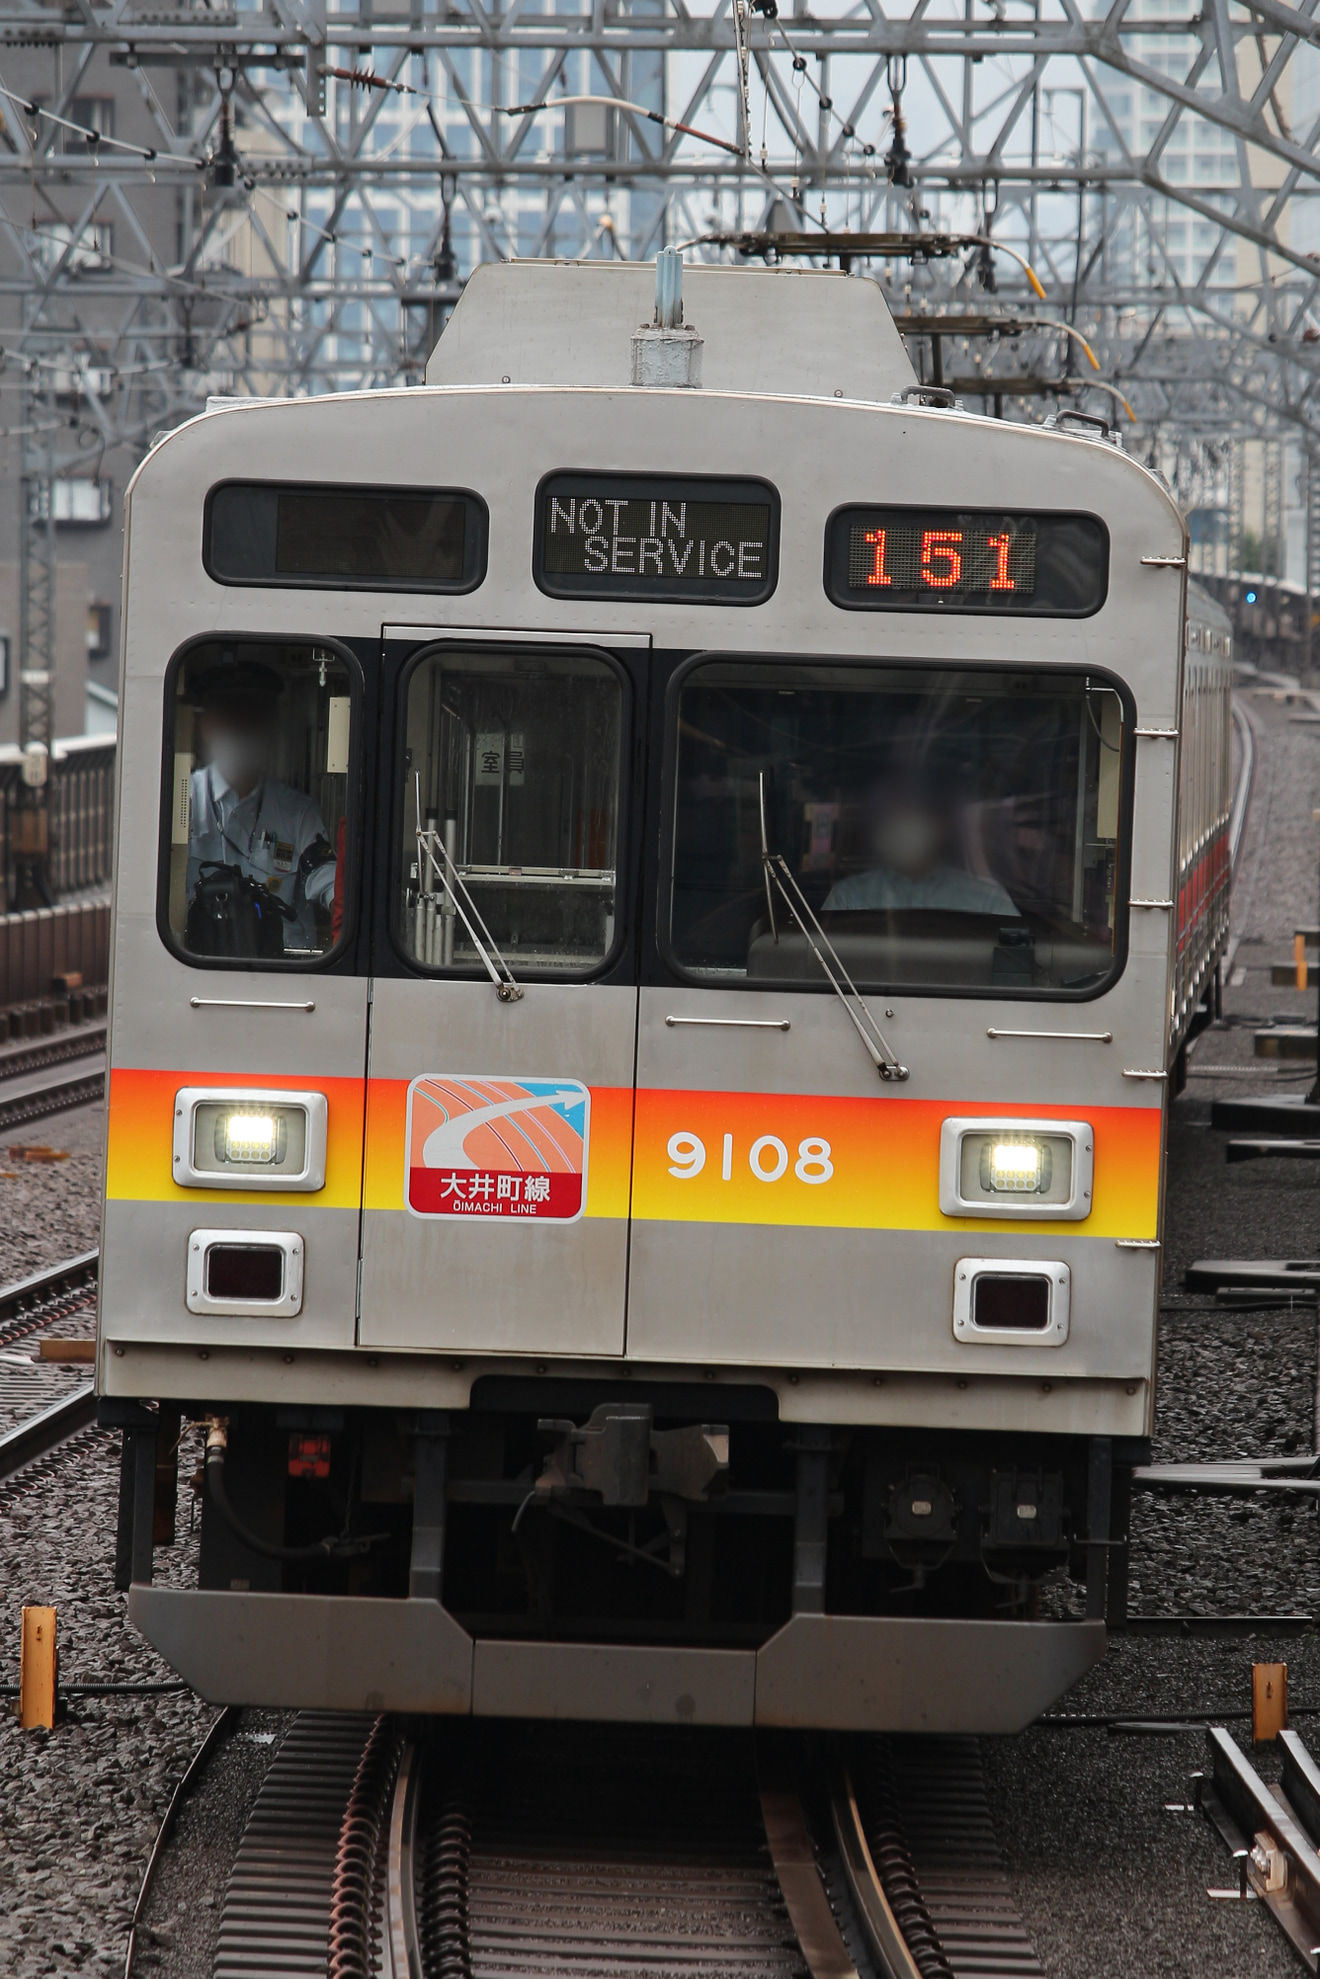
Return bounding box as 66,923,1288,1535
206,482,487,591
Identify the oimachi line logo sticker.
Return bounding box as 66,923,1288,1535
405,1075,590,1220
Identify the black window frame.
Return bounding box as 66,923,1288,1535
532,470,781,607
823,504,1110,619
654,649,1137,1005
203,480,489,594
385,637,638,986
155,631,367,975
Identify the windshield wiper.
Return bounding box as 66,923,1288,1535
758,772,908,1082
415,776,523,1002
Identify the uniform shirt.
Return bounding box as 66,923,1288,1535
824,866,1018,917
188,762,336,951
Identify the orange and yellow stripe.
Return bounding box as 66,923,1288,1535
105,1067,365,1210
107,1067,1160,1238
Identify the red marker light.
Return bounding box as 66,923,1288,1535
921,529,963,589
987,532,1015,591
288,1433,332,1480
863,527,892,586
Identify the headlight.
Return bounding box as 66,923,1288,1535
939,1117,1093,1220
173,1088,328,1191
980,1136,1052,1195
215,1111,287,1166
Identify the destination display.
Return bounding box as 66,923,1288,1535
535,474,778,604
205,481,488,592
824,506,1108,616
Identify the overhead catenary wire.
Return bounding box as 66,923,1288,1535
0,0,1303,454
766,11,884,165
217,55,1051,320
252,184,410,269
328,61,745,162
503,94,745,159
0,32,1220,450
0,83,202,167
329,37,881,173
325,50,880,179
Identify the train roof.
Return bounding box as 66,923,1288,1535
424,258,920,402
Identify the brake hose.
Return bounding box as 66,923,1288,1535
204,1420,386,1562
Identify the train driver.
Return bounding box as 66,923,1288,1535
186,661,337,954
824,773,1018,918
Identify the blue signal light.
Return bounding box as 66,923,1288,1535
1245,589,1257,603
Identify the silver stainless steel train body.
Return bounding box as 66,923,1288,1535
97,260,1233,1732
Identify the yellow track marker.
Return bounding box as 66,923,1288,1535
20,1606,56,1730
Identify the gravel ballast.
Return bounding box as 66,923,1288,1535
0,1103,105,1286
0,1430,209,1979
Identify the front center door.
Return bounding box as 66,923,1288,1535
358,633,644,1358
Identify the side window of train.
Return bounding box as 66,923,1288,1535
665,660,1130,999
160,640,357,967
395,645,625,978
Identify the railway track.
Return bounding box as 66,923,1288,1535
1229,693,1256,875
144,1713,1045,1979
0,1020,107,1133
1200,1722,1320,1973
0,1250,100,1483
0,1266,1038,1979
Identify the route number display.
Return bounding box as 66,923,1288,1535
825,506,1108,616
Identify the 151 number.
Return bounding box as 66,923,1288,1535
862,526,1016,593
666,1132,834,1185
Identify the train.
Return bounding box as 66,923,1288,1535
97,254,1233,1731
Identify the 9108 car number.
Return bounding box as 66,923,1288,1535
666,1132,834,1184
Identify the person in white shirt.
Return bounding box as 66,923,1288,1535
824,777,1018,919
187,661,337,954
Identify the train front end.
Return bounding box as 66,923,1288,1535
97,259,1224,1730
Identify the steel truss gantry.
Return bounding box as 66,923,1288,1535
2,0,1320,520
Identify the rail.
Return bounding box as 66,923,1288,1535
1201,1724,1320,1969
0,1251,100,1482
0,1022,105,1082
1229,693,1256,873
124,1708,239,1979
0,1384,96,1479
0,1024,106,1130
0,1247,98,1335
137,1712,1049,1979
829,1738,1045,1979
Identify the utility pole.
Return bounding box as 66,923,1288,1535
12,368,55,910
1229,441,1244,575
1264,438,1284,577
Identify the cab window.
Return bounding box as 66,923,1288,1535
667,661,1127,997
163,641,355,964
396,647,623,977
